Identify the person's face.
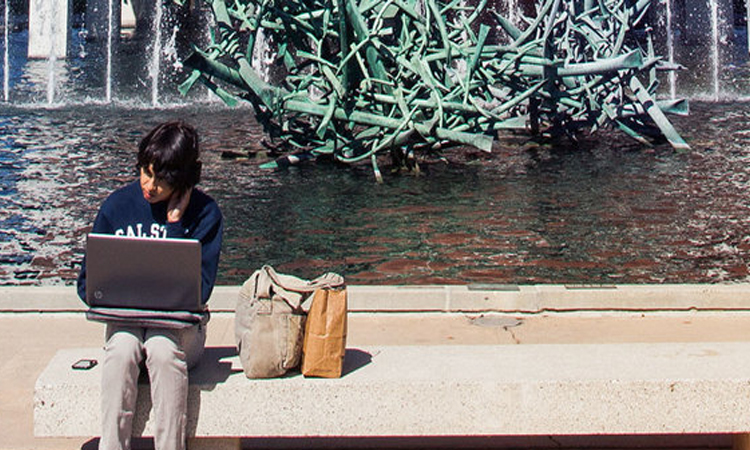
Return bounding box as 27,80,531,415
140,164,175,204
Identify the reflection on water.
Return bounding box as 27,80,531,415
1,102,750,286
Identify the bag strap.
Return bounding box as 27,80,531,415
239,265,346,311
258,265,345,310
263,265,344,291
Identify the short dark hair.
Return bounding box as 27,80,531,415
136,121,202,192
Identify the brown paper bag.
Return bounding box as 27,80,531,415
301,288,347,378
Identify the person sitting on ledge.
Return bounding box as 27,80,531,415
77,120,223,450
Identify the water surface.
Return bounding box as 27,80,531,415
1,101,749,286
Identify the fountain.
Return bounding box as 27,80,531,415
250,28,272,83
27,0,68,59
3,0,9,102
670,1,680,98
0,0,199,105
2,0,750,287
149,0,163,106
505,0,518,26
0,0,745,105
710,0,720,99
105,0,113,102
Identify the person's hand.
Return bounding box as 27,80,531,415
167,188,192,223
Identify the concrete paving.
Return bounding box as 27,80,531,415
4,285,750,449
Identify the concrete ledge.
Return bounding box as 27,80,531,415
347,283,750,312
35,343,750,438
7,284,750,313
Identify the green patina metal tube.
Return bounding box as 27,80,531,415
177,0,690,176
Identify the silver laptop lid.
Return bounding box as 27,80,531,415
85,233,202,312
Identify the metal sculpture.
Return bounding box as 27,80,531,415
179,0,689,179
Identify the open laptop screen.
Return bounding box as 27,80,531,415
85,233,202,312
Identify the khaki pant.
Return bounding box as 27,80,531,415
99,323,205,450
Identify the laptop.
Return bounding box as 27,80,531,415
85,233,203,312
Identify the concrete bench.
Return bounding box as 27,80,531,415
35,343,750,449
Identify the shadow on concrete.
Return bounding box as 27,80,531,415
81,438,98,450
342,348,372,376
130,346,238,437
190,346,240,385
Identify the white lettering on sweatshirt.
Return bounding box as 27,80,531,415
114,223,167,238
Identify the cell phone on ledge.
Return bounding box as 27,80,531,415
71,358,98,370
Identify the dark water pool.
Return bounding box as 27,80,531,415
1,101,749,286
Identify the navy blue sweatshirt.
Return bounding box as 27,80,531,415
77,180,223,305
